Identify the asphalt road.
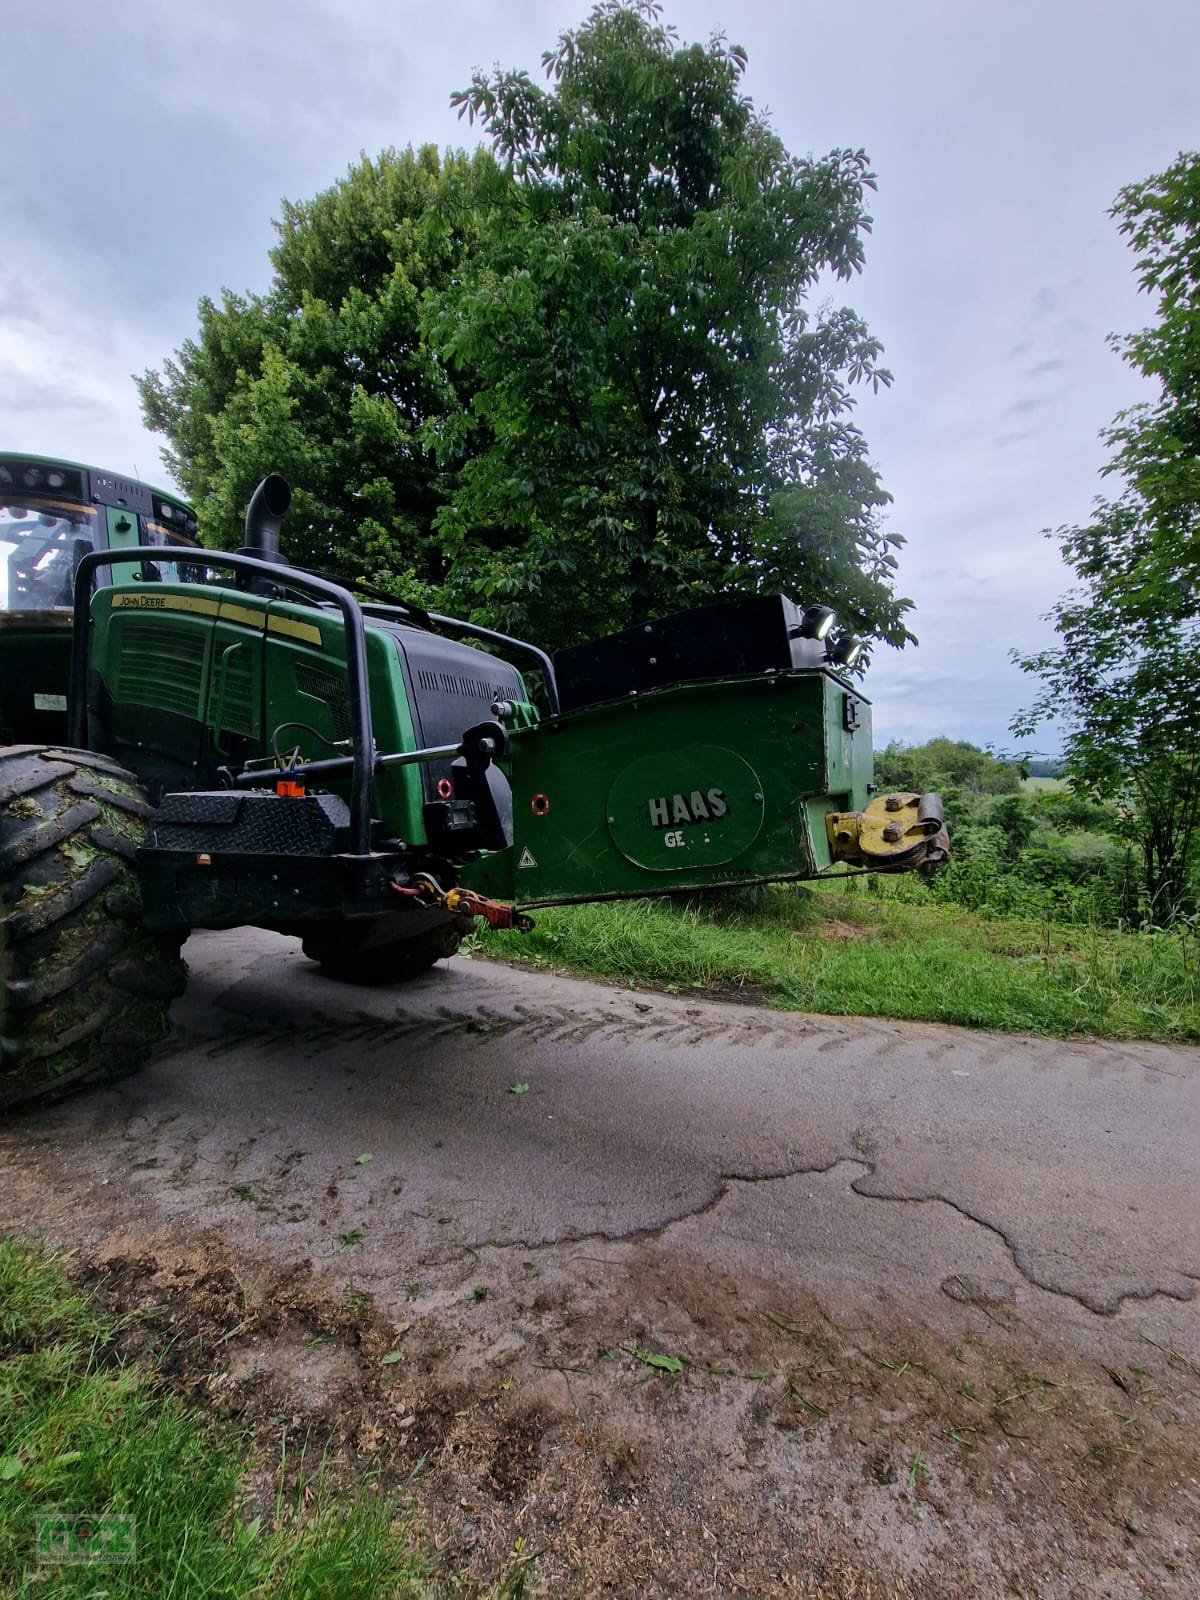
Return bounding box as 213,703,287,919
4,928,1200,1596
5,926,1198,1324
4,921,1196,1331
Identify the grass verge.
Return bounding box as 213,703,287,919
0,1238,431,1599
477,880,1200,1042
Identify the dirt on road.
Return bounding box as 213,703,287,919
2,930,1198,1598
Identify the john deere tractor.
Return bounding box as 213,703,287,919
0,455,946,1108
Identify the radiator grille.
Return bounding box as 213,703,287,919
115,619,207,718
219,650,258,737
293,662,352,740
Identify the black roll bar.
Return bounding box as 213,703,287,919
69,548,376,857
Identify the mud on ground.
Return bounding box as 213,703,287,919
18,1218,1195,1599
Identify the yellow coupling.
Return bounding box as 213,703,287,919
826,792,949,872
443,885,536,932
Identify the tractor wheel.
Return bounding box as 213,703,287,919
0,746,187,1110
301,921,462,985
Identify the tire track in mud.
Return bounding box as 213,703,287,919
192,997,839,1057
187,964,1193,1081
191,985,1011,1063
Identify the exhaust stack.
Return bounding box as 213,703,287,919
240,474,291,564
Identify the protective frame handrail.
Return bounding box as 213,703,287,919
69,547,376,856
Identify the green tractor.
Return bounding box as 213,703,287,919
0,455,946,1109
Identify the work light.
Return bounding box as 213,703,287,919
798,604,836,640
828,633,864,668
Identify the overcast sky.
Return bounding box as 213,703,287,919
4,0,1197,750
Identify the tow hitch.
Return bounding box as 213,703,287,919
826,792,950,872
392,873,536,932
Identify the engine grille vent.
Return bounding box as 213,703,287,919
114,619,207,718
220,650,258,737
415,668,511,704
293,662,352,740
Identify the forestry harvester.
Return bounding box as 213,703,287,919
0,455,946,1108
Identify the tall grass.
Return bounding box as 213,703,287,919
478,881,1200,1042
0,1240,430,1599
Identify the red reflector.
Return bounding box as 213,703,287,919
196,853,212,866
276,780,306,798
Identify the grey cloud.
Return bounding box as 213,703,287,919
1030,284,1062,321
0,380,108,415
1005,387,1070,417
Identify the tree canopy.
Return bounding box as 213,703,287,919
1015,151,1200,922
429,1,910,646
875,737,1023,798
139,2,911,653
138,145,505,596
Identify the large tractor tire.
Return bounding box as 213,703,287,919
0,746,187,1110
301,919,462,986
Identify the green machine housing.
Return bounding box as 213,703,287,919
55,475,944,966
465,600,881,908
0,465,946,1111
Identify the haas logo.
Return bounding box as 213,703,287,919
647,789,729,828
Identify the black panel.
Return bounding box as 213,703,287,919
88,471,154,515
0,458,85,501
553,594,830,712
423,756,513,854
381,625,526,803
0,625,71,743
136,795,400,932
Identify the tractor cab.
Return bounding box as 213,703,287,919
0,454,200,743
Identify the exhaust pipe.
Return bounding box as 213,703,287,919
240,474,291,564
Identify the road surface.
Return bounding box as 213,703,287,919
3,928,1198,1597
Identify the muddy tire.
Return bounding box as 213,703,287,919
302,921,461,985
0,746,187,1110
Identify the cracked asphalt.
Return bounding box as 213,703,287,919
3,926,1200,1596
9,926,1194,1317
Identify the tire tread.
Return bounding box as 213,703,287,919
0,746,186,1108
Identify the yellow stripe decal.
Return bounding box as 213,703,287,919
267,614,323,646
110,592,220,617
106,591,322,646
216,601,266,629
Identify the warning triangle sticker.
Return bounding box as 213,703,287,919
517,847,538,869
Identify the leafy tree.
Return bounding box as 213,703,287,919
140,4,910,656
873,741,1138,923
428,1,911,649
138,145,507,591
1015,152,1200,924
874,738,1022,798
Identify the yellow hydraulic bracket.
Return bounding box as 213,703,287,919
396,873,537,932
826,791,949,872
